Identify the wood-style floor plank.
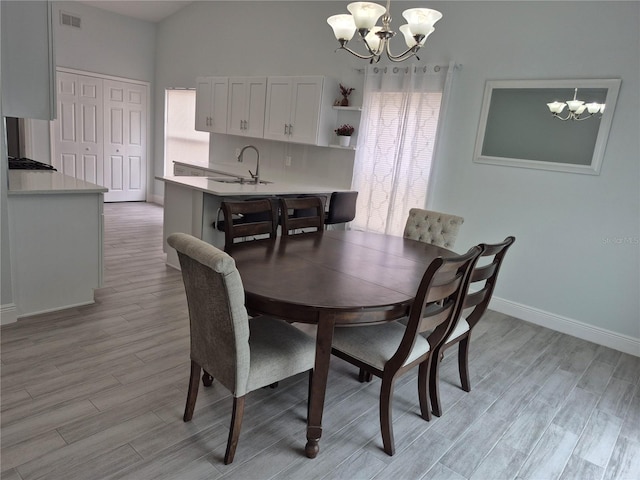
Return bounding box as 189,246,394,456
1,201,638,480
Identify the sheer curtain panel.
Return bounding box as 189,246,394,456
351,63,456,235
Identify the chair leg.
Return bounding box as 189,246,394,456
429,350,443,418
379,376,396,456
202,370,214,387
458,336,471,392
358,368,373,382
224,396,246,465
418,359,432,421
183,360,200,422
307,369,313,424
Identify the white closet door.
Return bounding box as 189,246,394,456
103,80,147,202
52,72,103,185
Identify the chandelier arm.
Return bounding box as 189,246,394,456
335,44,376,61
384,41,421,62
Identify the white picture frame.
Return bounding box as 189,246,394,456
473,78,621,175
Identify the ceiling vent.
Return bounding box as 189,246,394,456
60,12,81,29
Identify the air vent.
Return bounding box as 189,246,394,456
60,12,81,28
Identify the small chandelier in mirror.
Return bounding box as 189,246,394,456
547,88,605,121
327,1,442,64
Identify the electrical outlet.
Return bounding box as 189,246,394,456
235,148,241,158
285,155,292,167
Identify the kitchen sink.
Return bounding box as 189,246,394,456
207,176,272,185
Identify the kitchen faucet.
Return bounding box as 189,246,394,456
237,145,260,184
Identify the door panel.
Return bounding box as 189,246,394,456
52,71,147,201
103,79,147,201
52,72,102,185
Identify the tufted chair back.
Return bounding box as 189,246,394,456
403,208,464,249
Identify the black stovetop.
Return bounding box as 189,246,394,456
8,157,57,171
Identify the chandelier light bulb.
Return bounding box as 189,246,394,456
402,8,442,36
586,102,602,114
399,24,431,47
547,101,566,114
347,2,386,30
327,14,357,41
364,26,383,52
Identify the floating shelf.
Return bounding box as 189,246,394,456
332,105,362,111
329,144,357,150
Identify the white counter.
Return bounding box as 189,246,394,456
6,170,106,320
157,174,343,197
159,174,346,269
8,170,108,195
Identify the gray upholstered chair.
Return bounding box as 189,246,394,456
430,236,516,417
330,246,481,456
403,208,464,249
167,232,316,464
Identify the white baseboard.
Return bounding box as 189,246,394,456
1,303,18,325
490,296,640,357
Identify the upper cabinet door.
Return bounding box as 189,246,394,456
289,77,323,145
228,77,266,137
265,76,332,145
264,77,294,142
195,77,228,134
244,77,267,138
1,0,55,120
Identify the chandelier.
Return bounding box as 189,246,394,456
327,1,442,63
547,88,605,121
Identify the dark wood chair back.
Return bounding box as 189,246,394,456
221,198,278,251
462,236,516,330
280,196,325,235
429,235,516,418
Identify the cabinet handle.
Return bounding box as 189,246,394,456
288,124,293,135
284,124,288,135
243,120,247,130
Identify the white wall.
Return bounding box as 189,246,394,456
15,1,639,352
153,1,638,352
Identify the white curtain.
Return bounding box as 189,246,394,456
351,62,456,235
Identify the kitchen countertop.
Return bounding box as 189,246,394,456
173,161,254,178
158,175,345,196
8,171,109,195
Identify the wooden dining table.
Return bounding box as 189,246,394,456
229,230,455,458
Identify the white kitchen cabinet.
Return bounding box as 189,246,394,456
195,76,228,133
264,76,337,146
227,77,267,137
1,0,55,120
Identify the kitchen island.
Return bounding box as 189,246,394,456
7,171,108,320
158,175,346,269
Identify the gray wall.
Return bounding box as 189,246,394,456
10,1,639,349
152,1,639,345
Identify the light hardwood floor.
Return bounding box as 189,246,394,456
1,201,639,480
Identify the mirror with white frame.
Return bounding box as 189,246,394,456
473,79,621,175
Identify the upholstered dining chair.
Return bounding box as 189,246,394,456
325,191,358,229
280,196,325,235
167,232,316,464
403,208,465,249
430,236,516,417
330,246,481,456
221,198,278,252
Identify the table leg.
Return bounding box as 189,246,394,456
305,313,336,458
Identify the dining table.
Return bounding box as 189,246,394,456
229,229,456,458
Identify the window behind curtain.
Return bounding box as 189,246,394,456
352,88,443,235
164,89,209,175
